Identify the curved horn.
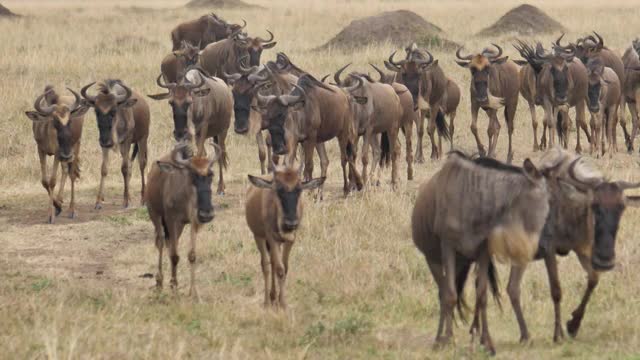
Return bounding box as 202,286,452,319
334,63,351,86
156,74,176,89
389,50,406,67
489,43,503,59
115,82,133,105
279,83,306,106
456,47,473,61
593,31,604,49
568,157,602,191
414,49,434,68
369,63,386,82
616,181,640,190
255,84,277,105
185,71,206,90
34,91,56,115
67,87,83,111
80,82,97,104
320,74,330,83
224,72,243,82
239,19,247,30
238,56,254,74
555,33,566,48
343,74,364,93
247,68,270,83
257,30,274,43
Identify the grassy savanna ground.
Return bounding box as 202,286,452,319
3,0,640,358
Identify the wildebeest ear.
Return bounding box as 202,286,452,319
491,56,509,64
301,177,325,190
354,96,368,105
522,158,542,180
455,60,470,68
194,88,211,97
248,175,272,188
119,98,138,108
626,195,640,207
156,160,178,173
71,105,90,117
147,93,171,100
262,42,277,49
513,60,529,66
25,111,48,122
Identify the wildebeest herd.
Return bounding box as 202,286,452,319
23,11,640,355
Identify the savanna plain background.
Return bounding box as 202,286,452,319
2,0,640,358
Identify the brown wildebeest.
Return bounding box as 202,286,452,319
25,86,89,223
385,45,460,160
80,80,150,209
536,37,590,152
412,150,553,354
148,68,232,194
161,41,200,84
333,65,403,188
585,59,621,156
455,44,519,163
254,74,363,198
503,149,640,343
622,40,640,151
245,164,324,309
170,13,246,51
514,40,547,151
199,31,276,80
146,142,221,296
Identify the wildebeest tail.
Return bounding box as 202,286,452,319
131,143,139,162
380,131,391,167
488,259,502,310
455,257,472,322
556,111,566,143
435,110,450,141
161,217,169,241
213,136,228,170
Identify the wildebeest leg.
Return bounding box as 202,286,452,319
315,143,329,184
256,131,267,175
95,147,109,210
486,109,501,159
187,224,199,299
268,240,285,309
41,152,61,224
566,253,599,338
608,107,618,155
470,102,486,156
403,118,414,180
476,252,495,355
544,254,564,342
68,153,79,219
629,98,640,153
339,135,363,196
255,236,271,307
169,223,185,292
589,112,600,157
438,243,457,346
414,110,425,163
302,140,315,182
56,162,67,207
528,101,539,151
426,110,438,160
543,100,554,148
506,102,516,164
448,110,456,151
575,101,590,154
360,131,371,186
120,143,132,208
151,215,164,289
279,241,293,309
619,98,632,152
138,140,148,205
425,258,446,341
389,128,399,190
369,134,381,187
217,134,228,195
507,265,530,342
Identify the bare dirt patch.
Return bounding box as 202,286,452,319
318,10,458,51
476,4,566,37
0,3,19,18
185,0,265,10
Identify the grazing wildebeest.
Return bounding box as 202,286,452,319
536,37,590,152
80,80,151,209
455,44,519,162
585,58,621,156
514,40,547,151
146,142,221,296
148,68,232,194
333,65,403,188
503,148,640,343
170,13,246,51
245,164,324,309
25,86,88,223
622,40,640,151
161,41,200,84
254,74,363,197
412,150,552,354
199,31,276,80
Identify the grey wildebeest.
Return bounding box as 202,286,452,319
455,44,519,162
161,41,200,84
385,45,460,160
622,40,640,151
146,142,221,296
502,149,640,343
170,13,246,51
80,80,151,209
254,74,363,197
333,65,403,187
412,150,552,354
25,86,89,223
199,31,276,80
148,68,232,194
585,58,621,156
245,164,324,309
514,40,547,151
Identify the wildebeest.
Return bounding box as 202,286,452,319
25,86,88,223
148,68,232,194
622,40,640,151
161,41,200,84
146,142,221,296
254,74,363,197
245,164,324,308
536,37,590,152
412,150,552,354
80,80,151,209
455,44,519,162
333,65,403,188
504,149,640,343
199,31,276,80
585,59,621,156
170,13,246,51
514,40,546,151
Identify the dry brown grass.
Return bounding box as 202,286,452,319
2,0,640,358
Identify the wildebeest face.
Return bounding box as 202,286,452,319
260,101,289,156
231,78,255,134
169,89,193,141
52,110,74,161
590,183,626,271
587,77,603,113
93,96,137,148
470,64,491,103
550,61,570,105
190,166,215,223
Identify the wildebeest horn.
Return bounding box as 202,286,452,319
185,71,206,90
334,63,351,86
239,19,247,30
415,49,434,68
320,74,330,83
67,87,83,111
369,63,386,82
34,90,56,115
224,72,242,82
535,43,552,60
593,31,604,49
278,83,306,106
248,67,269,83
80,82,97,104
455,47,473,61
156,74,176,89
489,43,503,59
616,181,640,190
568,157,602,191
388,51,406,68
115,82,133,105
342,74,364,93
257,30,275,44
255,83,277,105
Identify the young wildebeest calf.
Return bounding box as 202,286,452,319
81,80,150,209
585,59,621,156
25,86,89,223
246,165,324,309
145,142,221,296
412,151,553,354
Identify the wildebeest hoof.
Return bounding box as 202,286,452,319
69,211,77,219
506,152,514,164
566,318,581,338
217,191,225,196
575,146,582,154
48,215,55,224
414,156,425,164
478,147,486,157
95,203,103,210
431,152,439,160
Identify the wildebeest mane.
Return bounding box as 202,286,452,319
447,150,522,175
297,74,335,93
